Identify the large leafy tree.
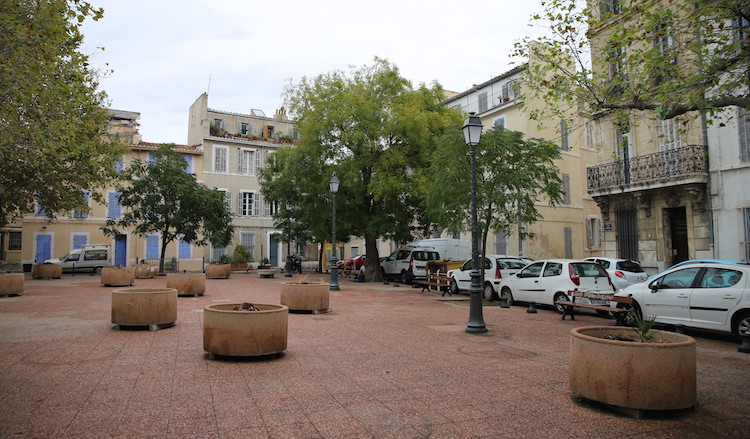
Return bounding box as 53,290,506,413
0,0,124,225
513,0,750,124
102,145,234,272
426,127,564,258
271,58,462,281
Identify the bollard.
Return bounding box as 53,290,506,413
739,334,750,354
358,272,365,282
526,302,537,313
500,296,510,308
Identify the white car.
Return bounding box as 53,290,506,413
615,262,750,336
584,257,647,291
380,246,440,283
500,259,614,313
446,255,529,300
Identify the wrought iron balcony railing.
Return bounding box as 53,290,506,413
587,144,708,194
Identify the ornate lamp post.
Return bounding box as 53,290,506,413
329,174,340,291
284,213,292,277
463,112,487,334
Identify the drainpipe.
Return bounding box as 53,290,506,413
702,112,715,258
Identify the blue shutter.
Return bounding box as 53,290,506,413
146,235,159,259
107,192,121,218
72,234,88,250
178,237,191,258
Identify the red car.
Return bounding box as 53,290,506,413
338,254,366,270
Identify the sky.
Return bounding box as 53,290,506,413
81,0,549,145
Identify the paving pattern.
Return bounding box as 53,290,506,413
0,272,748,438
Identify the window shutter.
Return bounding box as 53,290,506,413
253,193,260,216
237,192,243,216
238,150,246,173
254,151,260,173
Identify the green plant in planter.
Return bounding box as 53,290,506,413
215,255,231,265
630,308,657,342
232,245,252,264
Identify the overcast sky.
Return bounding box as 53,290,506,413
81,0,548,145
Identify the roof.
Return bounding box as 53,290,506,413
108,109,140,121
443,64,528,105
134,141,203,154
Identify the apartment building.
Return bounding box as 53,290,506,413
444,64,602,260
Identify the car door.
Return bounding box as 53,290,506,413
641,267,701,325
689,267,744,330
537,262,564,305
512,262,545,303
455,258,490,290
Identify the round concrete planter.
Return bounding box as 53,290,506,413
280,281,330,313
205,263,231,279
203,303,288,357
257,269,276,278
111,288,177,330
134,263,157,279
31,264,62,279
101,267,135,287
166,273,206,296
570,326,696,414
0,273,23,296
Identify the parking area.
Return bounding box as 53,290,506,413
0,272,748,438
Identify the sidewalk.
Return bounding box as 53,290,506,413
0,272,747,438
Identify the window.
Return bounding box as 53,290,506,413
240,122,252,135
146,235,159,259
653,23,676,65
738,108,750,162
698,268,742,288
562,174,571,205
264,200,278,217
178,236,191,259
73,191,90,218
181,154,193,174
607,43,627,87
478,92,488,113
560,120,569,151
564,227,573,259
8,232,21,251
585,122,595,148
543,262,563,277
238,149,258,175
216,189,231,212
35,204,47,217
240,232,256,257
114,155,124,173
494,231,508,255
214,146,228,173
654,267,700,289
519,262,543,278
107,192,121,218
212,246,226,262
743,208,750,261
238,192,259,216
600,0,621,15
658,118,684,151
586,217,602,249
494,117,506,129
502,80,519,101
72,234,88,250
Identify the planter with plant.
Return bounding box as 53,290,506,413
569,309,696,416
205,256,231,279
229,245,253,271
203,302,288,357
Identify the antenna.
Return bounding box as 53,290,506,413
207,74,212,94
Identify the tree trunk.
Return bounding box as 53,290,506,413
364,234,383,282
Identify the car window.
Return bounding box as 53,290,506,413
66,253,79,261
698,268,743,288
543,262,562,277
396,250,411,260
506,260,528,269
461,260,472,270
412,251,439,261
518,262,543,278
572,263,608,277
616,261,644,272
653,267,701,289
596,259,611,269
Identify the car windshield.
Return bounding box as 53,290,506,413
571,262,608,277
617,261,644,272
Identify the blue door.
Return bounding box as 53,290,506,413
114,235,127,266
35,235,52,263
269,234,280,266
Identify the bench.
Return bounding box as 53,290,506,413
415,273,452,296
554,290,634,325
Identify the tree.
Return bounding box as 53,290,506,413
426,127,564,260
273,58,462,281
513,0,750,125
101,145,234,273
0,0,124,225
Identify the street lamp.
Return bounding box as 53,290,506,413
463,112,487,334
284,213,292,277
329,173,340,291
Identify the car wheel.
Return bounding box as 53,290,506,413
596,310,612,318
400,270,409,284
450,279,459,295
94,266,102,275
483,283,497,301
500,287,514,306
733,312,750,336
617,301,642,326
553,292,570,314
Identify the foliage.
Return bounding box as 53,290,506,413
231,244,253,264
101,144,234,270
0,0,125,225
426,126,564,255
513,0,750,126
630,307,657,342
264,58,462,280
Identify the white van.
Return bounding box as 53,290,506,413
380,246,441,283
45,244,111,273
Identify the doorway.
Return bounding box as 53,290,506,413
114,234,127,266
666,207,688,265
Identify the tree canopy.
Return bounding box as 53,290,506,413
265,58,463,280
426,126,564,256
514,0,750,125
101,145,234,271
0,0,124,225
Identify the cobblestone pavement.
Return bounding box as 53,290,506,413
0,272,748,438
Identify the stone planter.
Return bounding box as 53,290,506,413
570,326,696,416
280,281,330,313
203,303,288,357
111,288,177,330
134,263,158,279
205,263,231,279
101,267,135,287
31,263,62,279
0,273,23,296
166,272,206,296
257,269,276,278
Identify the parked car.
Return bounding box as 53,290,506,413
380,246,440,283
338,254,366,270
499,259,614,313
446,255,529,299
615,261,750,336
584,257,647,291
44,244,111,273
645,259,749,281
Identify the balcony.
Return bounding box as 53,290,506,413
587,144,708,197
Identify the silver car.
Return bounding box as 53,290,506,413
584,257,647,291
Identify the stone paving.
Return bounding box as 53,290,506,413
0,271,748,438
